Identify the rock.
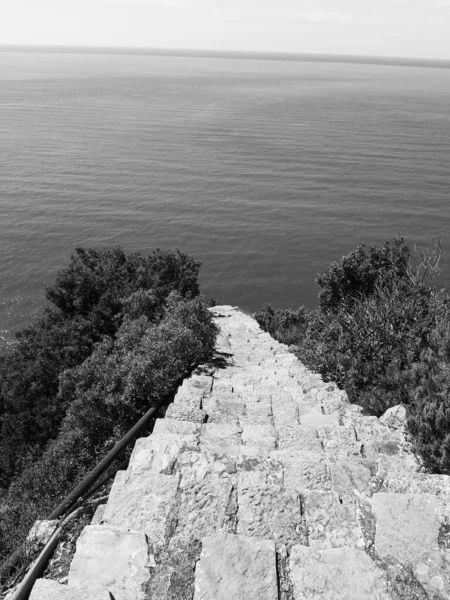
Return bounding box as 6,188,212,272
302,490,365,550
152,418,202,437
379,405,407,430
164,404,207,423
241,424,277,453
91,504,106,525
171,473,236,542
27,520,59,553
69,525,149,600
290,545,389,599
237,470,306,547
277,450,332,492
30,579,110,599
372,493,441,564
193,534,277,600
412,549,450,600
102,471,180,550
328,459,372,495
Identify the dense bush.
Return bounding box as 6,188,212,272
0,247,202,486
408,317,450,474
0,248,216,561
256,236,450,474
255,305,309,346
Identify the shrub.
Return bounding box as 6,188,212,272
257,236,450,472
0,293,216,560
0,248,216,560
255,305,309,346
408,314,450,474
0,247,202,485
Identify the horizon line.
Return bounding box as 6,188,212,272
1,45,450,70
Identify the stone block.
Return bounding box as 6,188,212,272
372,493,441,564
329,459,372,495
127,435,187,475
237,471,305,547
303,490,365,550
271,400,299,428
200,422,242,446
193,534,277,600
275,450,331,492
173,474,236,542
300,411,340,429
152,418,201,437
165,404,206,423
102,471,180,549
68,525,149,600
380,473,450,518
277,425,323,453
241,424,277,452
290,545,389,599
30,579,110,600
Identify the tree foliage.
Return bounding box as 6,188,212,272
256,236,450,474
0,247,202,486
0,247,216,560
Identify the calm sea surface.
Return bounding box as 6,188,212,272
1,51,450,351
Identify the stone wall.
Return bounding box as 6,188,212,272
30,306,450,600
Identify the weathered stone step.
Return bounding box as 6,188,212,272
193,534,278,600
290,545,390,599
102,471,180,549
30,525,149,600
30,580,109,599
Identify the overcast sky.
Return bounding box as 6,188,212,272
1,0,449,60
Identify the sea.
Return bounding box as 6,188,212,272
1,48,450,352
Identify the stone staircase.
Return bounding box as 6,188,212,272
30,306,450,600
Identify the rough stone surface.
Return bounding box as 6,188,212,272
102,471,180,548
193,534,278,600
30,579,110,599
29,306,450,600
43,525,150,600
303,490,365,550
290,545,390,599
27,519,59,553
372,493,441,564
412,549,450,600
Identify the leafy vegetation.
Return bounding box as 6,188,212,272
256,236,450,474
0,247,217,562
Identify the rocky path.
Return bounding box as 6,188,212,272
30,306,450,600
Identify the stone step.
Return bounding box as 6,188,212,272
102,471,180,550
127,433,194,475
164,403,206,423
290,545,389,599
30,579,109,599
30,525,149,600
193,534,278,600
302,490,365,550
152,418,202,437
236,470,306,547
372,493,442,565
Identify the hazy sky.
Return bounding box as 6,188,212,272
1,0,449,59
